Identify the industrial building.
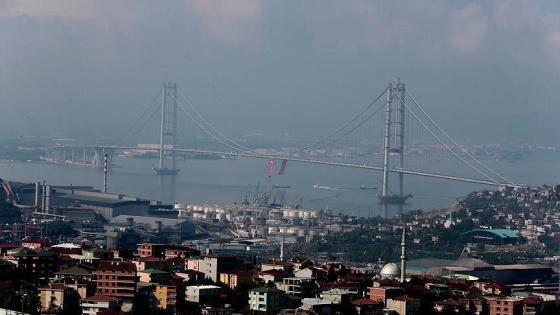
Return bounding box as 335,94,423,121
463,229,524,246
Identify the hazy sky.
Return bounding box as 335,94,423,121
1,0,560,144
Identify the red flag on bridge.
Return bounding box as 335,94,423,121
278,159,288,175
267,159,275,176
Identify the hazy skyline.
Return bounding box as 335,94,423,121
1,1,560,145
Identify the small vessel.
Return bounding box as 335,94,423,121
273,185,291,189
360,186,377,190
377,194,413,204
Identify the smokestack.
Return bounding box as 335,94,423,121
127,217,134,228
34,182,40,210
103,153,108,193
280,237,284,262
155,221,162,233
41,181,46,211
400,221,407,283
45,185,51,213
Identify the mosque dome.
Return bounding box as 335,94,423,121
379,263,401,279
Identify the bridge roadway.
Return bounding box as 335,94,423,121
92,145,523,188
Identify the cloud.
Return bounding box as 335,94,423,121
0,0,145,23
448,4,488,56
187,0,263,42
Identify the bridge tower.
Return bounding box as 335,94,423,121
379,80,411,204
153,82,181,175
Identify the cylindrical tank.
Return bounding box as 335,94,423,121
174,203,185,210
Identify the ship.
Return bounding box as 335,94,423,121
360,185,377,190
273,185,291,189
377,194,413,204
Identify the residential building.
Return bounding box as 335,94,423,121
185,285,221,306
137,243,166,259
93,261,138,299
138,268,170,284
155,283,185,309
80,295,123,315
277,277,317,298
487,297,523,315
386,296,422,315
39,283,74,313
219,269,252,289
248,286,287,314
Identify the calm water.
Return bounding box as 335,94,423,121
1,152,559,218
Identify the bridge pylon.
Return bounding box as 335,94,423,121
93,147,115,167
153,81,181,175
379,80,412,204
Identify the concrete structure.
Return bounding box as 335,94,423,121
93,261,138,299
55,188,150,220
137,243,166,258
277,277,317,298
155,283,185,310
138,268,170,284
486,296,523,315
133,256,166,271
300,298,335,315
39,284,73,313
379,263,401,280
386,296,421,315
185,285,221,306
463,229,523,246
219,270,253,289
80,295,123,315
187,254,244,282
248,286,287,314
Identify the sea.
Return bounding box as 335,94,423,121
1,152,559,218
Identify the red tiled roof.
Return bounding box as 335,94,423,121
181,269,204,275
523,298,543,305
352,298,382,306
166,257,185,263
0,242,20,248
435,299,464,306
82,295,122,302
98,260,136,271
41,284,66,290
138,256,163,262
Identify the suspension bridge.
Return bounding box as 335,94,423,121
46,80,523,204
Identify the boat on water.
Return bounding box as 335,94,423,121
377,194,413,204
360,186,377,190
273,185,291,189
